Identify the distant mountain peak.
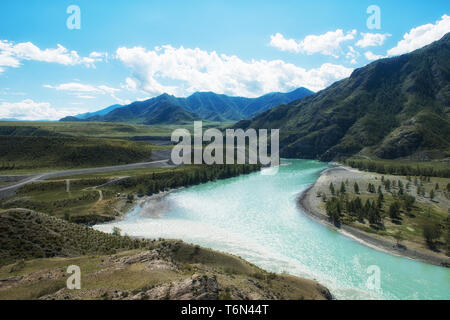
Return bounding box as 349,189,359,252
60,87,313,124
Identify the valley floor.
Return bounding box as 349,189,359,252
297,166,450,267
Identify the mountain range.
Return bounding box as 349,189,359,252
60,88,313,124
72,104,124,120
237,33,450,161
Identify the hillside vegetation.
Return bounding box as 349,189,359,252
0,135,153,172
0,209,151,266
0,209,331,300
239,33,450,162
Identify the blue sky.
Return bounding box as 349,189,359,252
0,0,449,120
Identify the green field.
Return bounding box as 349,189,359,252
0,121,236,174
0,121,231,139
0,135,154,173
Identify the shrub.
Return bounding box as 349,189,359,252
389,201,401,220
423,222,442,247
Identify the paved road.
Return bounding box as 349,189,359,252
0,159,173,200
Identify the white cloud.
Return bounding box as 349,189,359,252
44,82,119,95
44,82,127,104
0,40,106,73
121,77,139,91
364,51,386,61
116,45,353,96
97,85,119,95
0,99,83,120
89,51,108,61
269,29,357,57
345,46,360,64
76,95,96,99
269,33,303,53
0,52,20,69
355,32,391,48
387,14,450,56
110,94,131,105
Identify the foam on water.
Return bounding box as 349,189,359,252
94,159,450,300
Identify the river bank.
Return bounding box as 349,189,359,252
297,166,450,268
93,159,450,299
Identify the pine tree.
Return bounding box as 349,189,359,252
389,201,401,220
393,231,404,247
384,180,391,192
340,182,346,194
377,194,383,209
423,222,442,247
329,183,335,196
402,194,415,212
325,198,341,226
354,182,359,194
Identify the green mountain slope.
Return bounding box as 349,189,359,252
239,33,450,161
100,94,201,124
180,88,313,120
75,104,123,119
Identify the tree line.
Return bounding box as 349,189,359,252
116,164,261,197
345,159,450,178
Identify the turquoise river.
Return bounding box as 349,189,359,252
94,159,450,300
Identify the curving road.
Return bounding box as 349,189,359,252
0,159,174,200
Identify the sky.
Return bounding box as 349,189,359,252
0,0,449,120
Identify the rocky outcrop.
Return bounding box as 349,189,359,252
127,274,220,300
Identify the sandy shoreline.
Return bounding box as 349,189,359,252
297,167,450,268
